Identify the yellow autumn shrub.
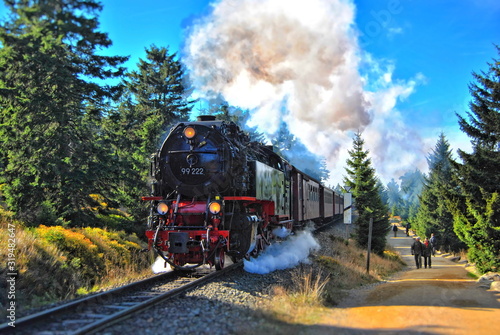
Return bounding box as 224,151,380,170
0,209,151,316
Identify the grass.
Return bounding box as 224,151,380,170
288,268,330,306
466,271,479,279
455,249,482,279
259,234,406,325
0,208,154,317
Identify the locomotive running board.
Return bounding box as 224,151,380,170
223,196,257,201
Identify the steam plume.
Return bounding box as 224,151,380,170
184,0,429,184
244,228,320,274
152,256,172,273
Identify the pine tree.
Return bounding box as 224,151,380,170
204,102,269,144
104,45,194,216
377,178,389,209
343,132,390,254
121,45,193,155
385,178,402,215
413,134,465,252
451,46,500,273
0,0,127,225
399,169,425,222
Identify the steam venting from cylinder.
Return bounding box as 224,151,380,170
243,227,320,274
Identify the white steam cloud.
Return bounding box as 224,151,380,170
184,0,429,184
152,256,172,274
243,229,320,274
272,226,291,239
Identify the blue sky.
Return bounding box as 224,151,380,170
355,0,499,134
2,0,499,185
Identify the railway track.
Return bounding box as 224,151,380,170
0,261,242,335
2,219,340,334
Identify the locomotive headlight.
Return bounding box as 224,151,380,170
183,126,196,139
208,201,221,214
157,202,169,215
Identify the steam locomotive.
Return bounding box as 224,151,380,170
142,115,343,270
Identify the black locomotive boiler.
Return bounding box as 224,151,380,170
142,115,343,270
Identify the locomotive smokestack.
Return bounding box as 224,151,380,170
197,115,217,121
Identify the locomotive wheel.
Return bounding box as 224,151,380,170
214,248,225,271
250,234,265,258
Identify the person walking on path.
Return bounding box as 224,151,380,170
405,223,411,236
392,224,398,237
411,237,424,269
429,233,437,256
422,237,432,268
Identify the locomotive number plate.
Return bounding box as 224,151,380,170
180,167,205,175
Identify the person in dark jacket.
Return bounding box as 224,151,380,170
405,223,411,236
392,224,398,237
429,233,437,256
422,238,433,268
411,237,424,269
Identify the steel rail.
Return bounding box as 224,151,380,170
81,261,242,335
0,262,242,334
0,271,178,333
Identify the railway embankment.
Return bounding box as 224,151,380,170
0,212,154,319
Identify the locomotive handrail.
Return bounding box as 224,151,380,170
168,212,204,216
167,150,218,154
159,226,221,230
142,196,163,201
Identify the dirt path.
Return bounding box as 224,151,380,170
315,226,500,334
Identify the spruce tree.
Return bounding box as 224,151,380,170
0,0,127,225
414,134,465,252
343,132,390,254
104,45,194,216
121,45,193,155
386,178,402,216
451,46,500,272
377,179,389,209
399,169,425,222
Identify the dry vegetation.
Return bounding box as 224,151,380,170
260,234,405,325
0,208,154,317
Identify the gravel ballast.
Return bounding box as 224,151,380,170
97,222,350,335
